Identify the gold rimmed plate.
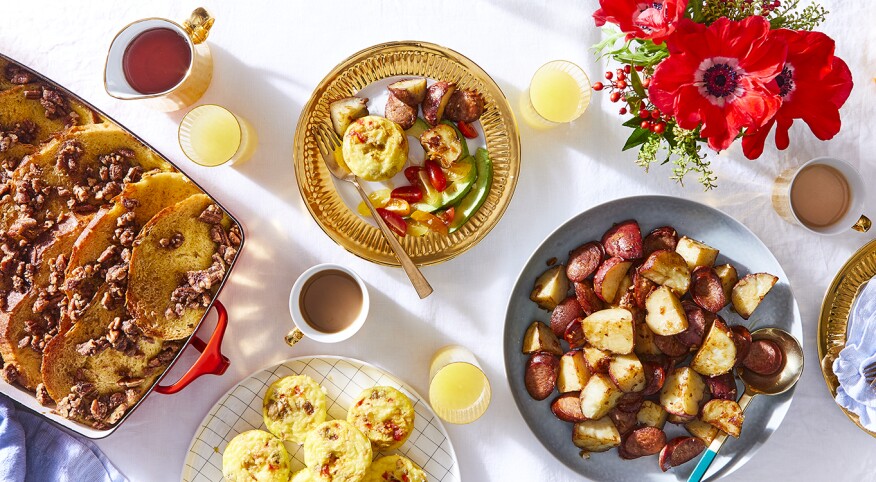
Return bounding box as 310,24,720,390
293,41,520,266
818,238,876,438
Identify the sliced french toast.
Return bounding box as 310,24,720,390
0,84,98,142
128,193,239,340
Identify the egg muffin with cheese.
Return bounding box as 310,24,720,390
222,430,291,482
347,386,415,451
262,375,327,444
364,455,427,482
303,420,372,481
341,115,408,181
290,468,323,482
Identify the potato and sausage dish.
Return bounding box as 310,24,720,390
521,220,783,470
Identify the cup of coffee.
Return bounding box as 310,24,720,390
286,264,369,345
772,157,871,235
104,8,214,111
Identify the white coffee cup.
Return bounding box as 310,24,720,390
286,264,369,345
772,157,871,235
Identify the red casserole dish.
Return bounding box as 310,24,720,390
0,52,240,438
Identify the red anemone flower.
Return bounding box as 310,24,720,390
648,16,786,152
742,29,853,159
593,0,688,44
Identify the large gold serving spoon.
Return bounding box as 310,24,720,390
688,327,804,482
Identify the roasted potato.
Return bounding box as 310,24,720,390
387,78,427,106
384,94,417,130
573,280,605,316
581,308,635,354
601,220,644,260
552,392,587,422
580,373,624,419
701,399,744,438
684,418,720,445
658,436,705,471
522,321,563,356
329,96,368,137
566,241,604,282
637,400,668,429
659,367,706,417
524,352,560,401
444,89,485,123
420,123,463,168
667,412,696,425
634,320,663,357
643,226,679,257
563,321,586,349
644,286,688,336
690,318,737,377
557,350,591,393
530,265,569,310
572,417,622,452
742,339,784,375
677,301,711,348
421,81,456,126
731,273,778,319
550,296,583,337
583,345,611,374
608,354,647,393
690,266,728,313
714,263,738,302
675,236,719,269
640,249,691,295
593,257,633,304
632,267,657,309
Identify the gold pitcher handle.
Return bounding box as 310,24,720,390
183,7,214,44
284,328,304,347
852,214,871,233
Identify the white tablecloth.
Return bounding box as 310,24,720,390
2,1,875,480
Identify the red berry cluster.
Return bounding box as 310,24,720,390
592,64,668,134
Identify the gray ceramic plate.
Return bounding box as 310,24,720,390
504,195,802,481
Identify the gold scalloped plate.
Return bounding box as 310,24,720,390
818,238,876,438
293,41,520,266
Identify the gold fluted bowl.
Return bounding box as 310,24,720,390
818,238,876,438
293,41,520,266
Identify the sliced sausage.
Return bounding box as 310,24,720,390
573,280,605,315
563,321,586,349
616,391,645,413
524,352,559,400
566,241,604,282
677,301,712,348
706,372,738,400
609,408,638,435
632,267,657,309
624,426,667,456
643,226,678,257
551,392,587,422
642,362,666,396
659,436,705,471
731,325,752,367
550,296,583,337
654,333,689,357
742,339,784,375
690,266,728,313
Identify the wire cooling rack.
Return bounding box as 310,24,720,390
181,356,460,481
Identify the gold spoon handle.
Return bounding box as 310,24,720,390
352,179,433,299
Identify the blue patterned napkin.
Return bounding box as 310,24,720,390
0,394,126,482
833,280,876,430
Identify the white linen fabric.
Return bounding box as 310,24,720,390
0,1,875,481
834,281,876,427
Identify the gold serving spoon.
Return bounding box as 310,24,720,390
314,124,433,299
688,327,804,482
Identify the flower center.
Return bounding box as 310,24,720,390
775,64,795,98
634,1,664,32
702,64,739,98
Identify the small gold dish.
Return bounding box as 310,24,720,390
818,238,876,438
293,41,520,266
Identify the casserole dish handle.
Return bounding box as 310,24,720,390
155,301,230,395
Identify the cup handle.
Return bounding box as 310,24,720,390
853,215,871,233
285,328,304,347
183,7,214,44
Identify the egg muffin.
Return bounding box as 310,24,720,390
364,455,427,482
341,115,408,181
263,375,327,443
303,420,372,481
291,468,323,482
347,386,415,451
222,430,291,482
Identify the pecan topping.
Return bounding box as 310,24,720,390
39,87,70,120
116,376,145,388
4,64,34,84
197,204,223,224
55,140,83,171
35,383,53,406
158,232,184,249
75,338,110,356
1,363,19,384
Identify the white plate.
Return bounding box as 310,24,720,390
503,195,802,481
181,356,460,482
